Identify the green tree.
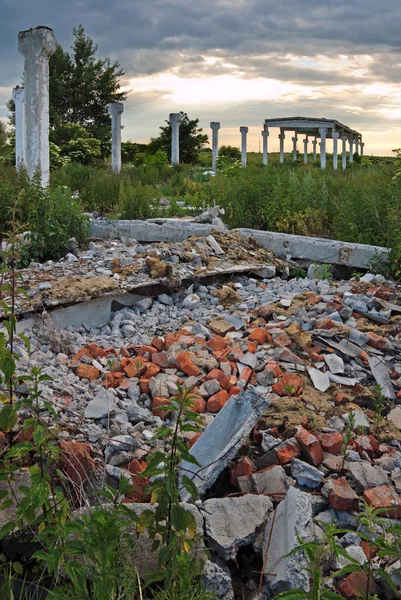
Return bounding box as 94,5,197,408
0,121,12,165
50,123,101,165
148,112,208,164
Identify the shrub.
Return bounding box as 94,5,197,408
118,180,159,220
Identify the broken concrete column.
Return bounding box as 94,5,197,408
360,141,364,156
279,129,285,163
349,136,354,163
108,102,124,174
261,124,269,166
292,134,298,161
263,486,314,595
332,131,340,170
12,85,26,169
18,26,56,187
341,135,347,170
240,126,248,167
169,113,182,165
312,137,317,162
303,136,308,164
355,138,360,155
210,122,220,171
319,127,328,169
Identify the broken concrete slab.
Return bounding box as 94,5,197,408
85,388,117,419
345,461,389,492
203,494,273,561
201,560,234,600
252,465,294,495
263,486,314,594
307,366,330,392
368,355,395,399
179,390,269,501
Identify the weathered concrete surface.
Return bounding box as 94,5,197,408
179,389,269,501
239,229,389,268
203,495,273,561
108,102,124,174
202,560,234,600
263,486,314,594
90,219,216,242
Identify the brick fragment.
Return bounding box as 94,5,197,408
152,397,171,419
177,352,202,377
85,343,107,359
248,328,271,345
273,333,293,349
363,485,401,518
319,431,343,455
337,571,377,599
188,393,207,414
59,441,94,485
276,438,301,465
230,457,253,487
126,459,150,502
206,369,229,389
272,373,303,397
295,427,324,466
328,477,359,512
186,432,202,449
367,331,387,349
124,358,146,378
75,363,100,382
207,390,229,412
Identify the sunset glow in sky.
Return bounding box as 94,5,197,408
1,0,400,154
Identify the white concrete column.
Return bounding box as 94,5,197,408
355,138,359,155
261,124,269,166
312,138,317,162
292,134,298,161
360,142,364,156
210,122,220,171
18,26,56,187
108,102,124,174
240,126,248,167
319,127,328,169
341,135,347,170
303,136,308,164
332,131,340,170
278,129,285,163
12,86,26,169
169,113,183,165
349,137,354,163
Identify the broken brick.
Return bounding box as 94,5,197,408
238,366,253,386
363,485,401,518
295,427,324,466
337,571,377,599
328,477,359,512
265,361,282,377
124,358,147,378
230,457,253,487
318,431,343,455
152,397,171,419
367,331,388,349
276,438,301,465
176,352,202,377
75,363,100,382
126,459,150,503
152,351,170,368
206,368,229,389
272,373,303,397
207,390,229,412
248,328,270,345
273,333,293,349
186,432,202,449
207,336,230,352
59,441,94,485
188,393,207,414
85,343,107,359
71,348,92,365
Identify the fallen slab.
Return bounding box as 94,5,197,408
179,389,269,501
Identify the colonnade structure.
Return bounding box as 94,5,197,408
263,116,363,170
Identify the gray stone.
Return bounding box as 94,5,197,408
344,296,369,313
263,486,314,594
199,379,221,398
182,294,201,310
180,390,269,501
261,433,281,453
343,411,370,429
252,465,293,495
341,532,362,547
149,375,169,398
85,388,117,419
157,293,173,306
240,352,258,369
135,297,153,312
203,495,273,561
252,265,276,279
201,560,234,600
324,354,344,374
126,402,155,425
345,461,388,492
256,370,275,387
315,508,357,530
291,458,324,489
388,407,401,430
335,545,367,569
368,355,396,399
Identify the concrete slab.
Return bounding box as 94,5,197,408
179,389,269,501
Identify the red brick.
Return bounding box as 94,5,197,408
143,363,161,379
230,457,253,487
295,427,324,466
328,477,359,512
273,333,293,349
126,459,150,502
85,343,108,359
363,485,401,518
316,318,335,329
272,373,303,397
71,348,92,364
319,431,343,455
102,372,122,388
276,439,301,465
188,393,207,414
238,366,253,386
124,358,147,378
207,336,230,352
360,540,377,560
248,328,271,345
151,337,164,351
152,396,171,419
177,352,201,377
228,386,242,398
206,369,229,389
59,441,94,485
164,333,179,350
337,571,377,599
208,390,229,412
186,432,202,449
246,341,258,353
139,377,151,394
75,363,100,382
354,435,379,458
367,331,387,349
151,351,170,368
265,361,282,377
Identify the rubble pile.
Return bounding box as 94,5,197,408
3,233,401,598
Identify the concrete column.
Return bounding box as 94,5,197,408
319,127,328,169
312,138,317,162
261,125,269,166
12,85,26,169
278,129,285,163
210,122,220,171
355,138,359,155
332,131,340,170
303,136,308,164
360,142,364,156
169,113,183,165
240,126,248,167
18,26,56,187
349,137,354,163
108,102,124,174
341,135,347,170
292,134,298,161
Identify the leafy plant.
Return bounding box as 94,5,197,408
341,411,355,471
371,385,386,435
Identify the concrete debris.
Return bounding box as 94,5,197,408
203,494,273,561
201,560,234,600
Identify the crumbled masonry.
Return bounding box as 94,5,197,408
2,230,401,599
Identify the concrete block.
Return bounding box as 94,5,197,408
179,389,269,501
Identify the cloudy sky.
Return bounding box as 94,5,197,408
1,0,400,155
